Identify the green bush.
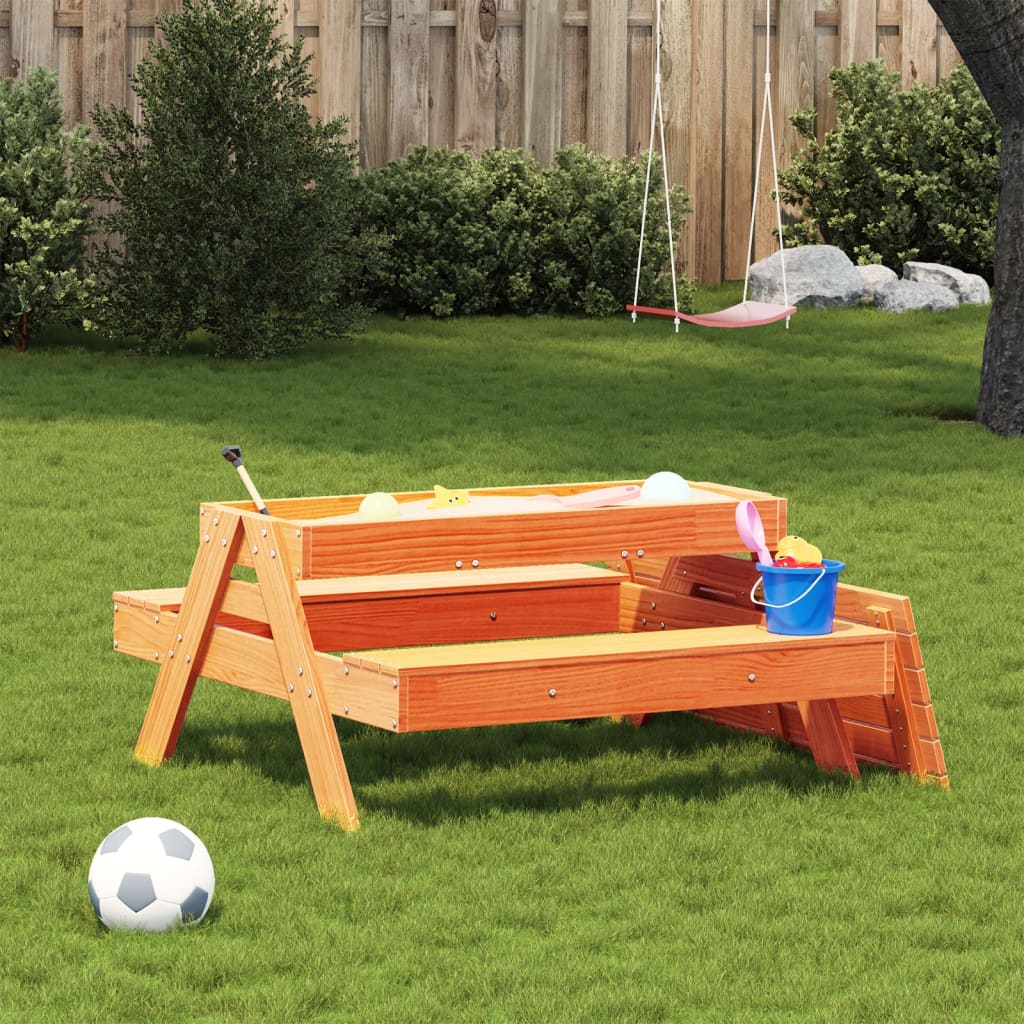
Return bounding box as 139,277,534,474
357,143,691,318
778,61,999,278
1,67,96,351
86,0,383,358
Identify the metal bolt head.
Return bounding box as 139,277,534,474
455,560,463,569
548,688,557,698
391,679,398,688
489,611,497,621
472,559,480,568
621,550,629,559
747,673,756,682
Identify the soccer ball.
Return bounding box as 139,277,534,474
88,817,215,932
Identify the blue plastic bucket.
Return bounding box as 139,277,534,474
750,559,845,636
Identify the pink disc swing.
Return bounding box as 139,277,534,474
628,0,796,331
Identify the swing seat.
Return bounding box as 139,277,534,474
627,300,796,329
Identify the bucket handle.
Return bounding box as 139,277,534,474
750,567,827,610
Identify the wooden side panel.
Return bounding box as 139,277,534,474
299,498,784,577
619,581,762,632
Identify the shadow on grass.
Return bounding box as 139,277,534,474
173,710,854,825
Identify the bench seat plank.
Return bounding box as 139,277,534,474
343,622,894,732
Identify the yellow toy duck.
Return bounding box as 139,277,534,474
775,535,823,564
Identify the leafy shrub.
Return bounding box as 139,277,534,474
357,143,691,318
1,67,96,351
778,61,999,279
86,0,382,358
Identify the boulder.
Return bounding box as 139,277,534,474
856,264,898,305
903,261,990,304
874,279,959,313
748,244,863,308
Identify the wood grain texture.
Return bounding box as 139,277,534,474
455,0,498,153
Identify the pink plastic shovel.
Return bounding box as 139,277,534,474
735,500,773,566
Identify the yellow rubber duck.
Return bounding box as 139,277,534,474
427,485,470,509
775,535,823,563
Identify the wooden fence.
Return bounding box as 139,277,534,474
1,1,962,284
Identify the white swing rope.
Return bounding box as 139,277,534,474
631,0,791,329
631,0,681,331
744,0,791,325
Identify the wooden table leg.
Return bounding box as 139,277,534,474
135,510,243,765
796,699,860,777
244,517,360,830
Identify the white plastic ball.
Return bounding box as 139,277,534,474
88,818,215,932
358,491,401,520
640,471,691,502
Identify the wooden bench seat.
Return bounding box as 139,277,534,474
115,562,625,653
341,622,895,733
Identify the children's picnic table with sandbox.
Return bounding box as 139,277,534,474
113,478,947,829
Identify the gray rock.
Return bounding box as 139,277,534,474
748,244,863,308
875,279,960,313
856,264,898,305
903,261,990,304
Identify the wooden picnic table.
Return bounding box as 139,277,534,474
113,480,946,829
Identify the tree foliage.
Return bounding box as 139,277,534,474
86,0,381,358
779,61,999,279
1,67,95,351
357,143,691,319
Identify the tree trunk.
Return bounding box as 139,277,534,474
928,0,1024,437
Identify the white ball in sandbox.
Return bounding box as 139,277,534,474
640,471,691,501
358,492,401,520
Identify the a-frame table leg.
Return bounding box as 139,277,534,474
242,516,360,830
796,699,860,778
135,509,244,766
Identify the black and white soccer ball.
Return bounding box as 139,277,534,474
88,817,215,932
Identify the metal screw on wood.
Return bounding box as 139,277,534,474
748,673,757,682
548,688,557,698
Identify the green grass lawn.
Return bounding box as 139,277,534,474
2,292,1023,1022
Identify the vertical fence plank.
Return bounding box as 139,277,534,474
877,0,901,73
522,0,562,166
454,0,497,153
722,0,753,280
389,0,431,158
271,0,293,43
840,0,875,64
362,0,390,168
587,2,627,156
659,0,692,281
901,0,937,87
55,0,84,128
690,0,724,283
775,0,815,246
561,0,586,148
495,0,522,149
82,0,127,121
428,0,455,150
319,0,361,145
11,0,54,79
